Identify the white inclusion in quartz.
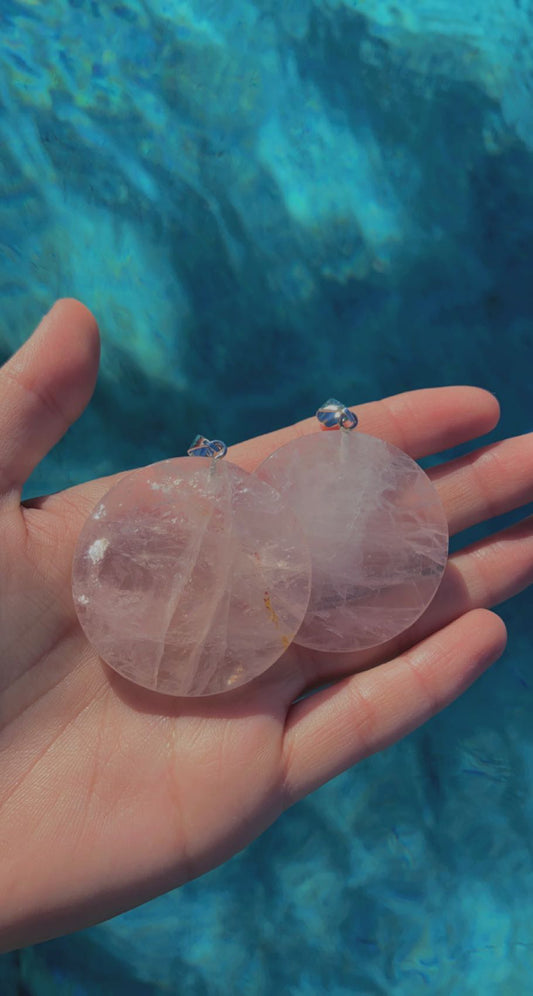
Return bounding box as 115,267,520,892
87,538,110,564
149,480,180,493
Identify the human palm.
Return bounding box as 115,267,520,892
1,300,531,952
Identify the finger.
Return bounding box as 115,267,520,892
0,299,100,499
429,512,533,633
280,608,507,806
26,385,500,517
428,431,533,535
228,386,501,470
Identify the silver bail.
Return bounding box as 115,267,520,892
187,435,228,459
316,398,358,431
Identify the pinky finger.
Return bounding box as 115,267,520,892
280,608,507,807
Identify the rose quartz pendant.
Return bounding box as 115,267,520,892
254,402,448,652
72,454,311,696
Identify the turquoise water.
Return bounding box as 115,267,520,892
1,0,533,991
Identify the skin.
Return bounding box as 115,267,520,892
0,298,531,952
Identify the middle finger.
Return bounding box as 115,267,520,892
429,431,533,536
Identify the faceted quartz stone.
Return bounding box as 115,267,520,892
72,457,311,696
254,431,449,652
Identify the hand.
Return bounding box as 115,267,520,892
1,300,531,952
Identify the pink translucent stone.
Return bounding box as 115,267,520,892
254,431,448,652
72,457,311,696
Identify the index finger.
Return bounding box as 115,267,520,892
27,385,500,522
228,386,501,471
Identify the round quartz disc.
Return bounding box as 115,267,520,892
72,457,311,697
254,431,449,652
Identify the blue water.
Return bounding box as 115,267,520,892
1,0,532,992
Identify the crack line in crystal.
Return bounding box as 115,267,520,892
177,469,235,694
150,475,220,689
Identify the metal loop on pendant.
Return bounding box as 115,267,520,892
316,398,358,431
187,435,228,459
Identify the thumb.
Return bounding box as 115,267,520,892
0,299,100,501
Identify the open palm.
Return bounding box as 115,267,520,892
1,300,531,952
